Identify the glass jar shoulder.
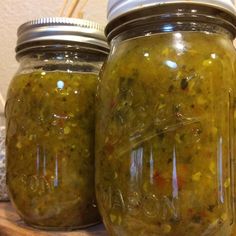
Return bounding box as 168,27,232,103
104,31,236,78
8,70,97,98
6,70,98,122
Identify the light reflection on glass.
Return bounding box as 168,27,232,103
54,154,59,187
217,136,224,203
165,60,178,69
175,43,185,51
163,24,173,32
130,147,144,183
36,145,40,174
43,147,46,176
174,33,182,39
57,80,64,89
211,53,217,59
172,146,179,199
150,146,154,184
145,32,152,37
173,32,185,53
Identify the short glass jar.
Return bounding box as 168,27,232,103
6,18,109,230
96,1,236,236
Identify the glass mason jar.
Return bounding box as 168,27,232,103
6,18,109,230
96,1,236,236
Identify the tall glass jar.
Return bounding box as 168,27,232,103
96,1,236,236
6,18,109,230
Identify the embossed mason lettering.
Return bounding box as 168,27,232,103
20,174,55,194
105,187,180,220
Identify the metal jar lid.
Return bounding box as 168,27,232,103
107,0,236,22
16,17,109,57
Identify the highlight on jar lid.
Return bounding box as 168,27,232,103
16,17,109,57
107,0,236,22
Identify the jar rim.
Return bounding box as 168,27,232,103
107,0,236,22
106,3,236,43
16,17,110,57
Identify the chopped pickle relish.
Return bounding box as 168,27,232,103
96,32,236,236
6,71,100,229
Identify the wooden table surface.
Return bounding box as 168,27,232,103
0,202,108,236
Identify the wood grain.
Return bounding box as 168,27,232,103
0,202,108,236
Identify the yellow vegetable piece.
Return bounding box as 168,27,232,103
175,134,182,143
64,126,71,135
202,59,213,66
16,142,22,149
209,161,216,175
221,213,228,221
224,178,230,188
110,214,117,223
192,172,202,182
162,224,172,234
197,96,207,105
